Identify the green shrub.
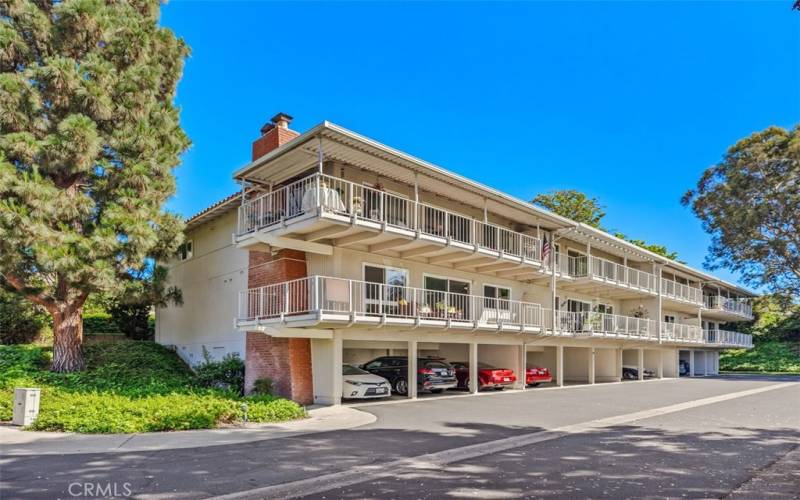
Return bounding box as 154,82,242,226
0,289,50,345
195,350,245,395
0,343,305,433
82,313,121,334
252,377,274,396
720,341,800,373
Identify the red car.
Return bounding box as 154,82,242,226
526,366,553,387
451,362,516,390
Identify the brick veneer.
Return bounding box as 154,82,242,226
252,126,299,160
244,248,313,404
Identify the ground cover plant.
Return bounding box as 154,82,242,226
0,342,305,433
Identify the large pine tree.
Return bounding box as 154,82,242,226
0,0,189,371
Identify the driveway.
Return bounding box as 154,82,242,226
1,375,798,499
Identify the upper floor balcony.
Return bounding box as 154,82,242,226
235,276,751,348
661,278,703,307
564,255,658,297
235,173,559,281
703,295,754,321
704,329,753,349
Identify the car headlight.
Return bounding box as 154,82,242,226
345,380,363,386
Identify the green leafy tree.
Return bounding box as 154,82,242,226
109,264,182,340
0,0,190,371
682,126,800,299
534,189,680,260
533,190,606,228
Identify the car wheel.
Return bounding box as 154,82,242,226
529,382,541,388
494,386,504,391
623,371,635,380
430,388,443,394
394,378,408,395
464,378,470,391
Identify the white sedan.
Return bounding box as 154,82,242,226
342,364,392,399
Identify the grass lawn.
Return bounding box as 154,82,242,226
0,342,306,433
719,341,800,374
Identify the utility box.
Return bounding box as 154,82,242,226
12,388,40,426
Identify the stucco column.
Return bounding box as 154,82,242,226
657,349,664,379
616,348,623,382
408,340,418,399
556,345,564,387
637,348,644,381
468,342,479,394
588,348,596,385
331,333,343,405
517,343,527,390
689,350,695,377
705,351,711,377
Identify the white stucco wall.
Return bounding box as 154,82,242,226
155,210,248,366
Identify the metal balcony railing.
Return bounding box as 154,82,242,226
661,278,703,305
237,173,543,264
661,322,704,343
704,329,753,348
238,276,544,330
569,256,657,293
703,296,753,319
546,310,657,339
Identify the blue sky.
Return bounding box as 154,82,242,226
160,1,799,287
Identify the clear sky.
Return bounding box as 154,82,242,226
160,1,799,287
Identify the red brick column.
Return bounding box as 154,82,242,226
244,248,313,404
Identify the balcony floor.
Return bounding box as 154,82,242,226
236,210,563,281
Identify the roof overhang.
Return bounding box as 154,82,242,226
233,121,577,232
184,192,240,232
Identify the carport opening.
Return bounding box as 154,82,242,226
679,350,692,377
526,346,557,388
563,347,591,386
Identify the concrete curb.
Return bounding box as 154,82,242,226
0,406,376,456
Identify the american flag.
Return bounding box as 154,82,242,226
542,234,551,265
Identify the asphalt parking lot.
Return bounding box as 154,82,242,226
1,375,798,499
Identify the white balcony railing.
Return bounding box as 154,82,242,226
661,278,703,305
704,296,753,319
704,329,753,348
569,256,657,293
661,322,704,343
237,173,543,264
547,310,657,339
238,276,544,330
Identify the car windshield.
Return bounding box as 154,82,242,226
424,361,451,369
342,365,370,376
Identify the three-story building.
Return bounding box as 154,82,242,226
156,113,754,405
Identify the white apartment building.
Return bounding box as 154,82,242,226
156,113,754,405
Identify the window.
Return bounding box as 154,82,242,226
484,285,511,310
178,240,193,261
363,265,408,315
595,303,613,315
664,315,676,323
423,275,471,319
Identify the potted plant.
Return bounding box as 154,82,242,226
351,196,363,216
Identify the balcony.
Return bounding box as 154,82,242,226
547,310,658,341
564,255,658,297
704,329,753,348
660,322,704,344
703,296,754,320
236,173,557,279
237,275,546,334
661,278,703,307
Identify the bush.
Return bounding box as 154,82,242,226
194,350,245,395
720,341,800,373
0,289,50,345
252,377,274,396
0,343,305,433
82,313,121,334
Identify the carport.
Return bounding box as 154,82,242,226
563,347,592,385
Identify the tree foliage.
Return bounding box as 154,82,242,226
0,0,190,371
682,126,800,299
533,190,606,228
533,189,680,260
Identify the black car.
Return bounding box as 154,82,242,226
622,365,655,380
361,356,457,395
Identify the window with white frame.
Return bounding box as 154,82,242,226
483,284,511,310
363,264,408,314
178,240,193,261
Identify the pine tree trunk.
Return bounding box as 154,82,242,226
51,307,85,372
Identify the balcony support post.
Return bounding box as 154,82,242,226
317,135,324,173
689,350,696,377
588,348,596,385
468,342,479,394
616,348,623,382
637,348,644,381
516,343,527,390
407,340,418,399
587,242,592,277
656,264,663,343
556,345,564,387
657,350,664,379
414,173,419,230
331,331,343,405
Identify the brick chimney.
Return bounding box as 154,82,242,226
252,112,299,161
